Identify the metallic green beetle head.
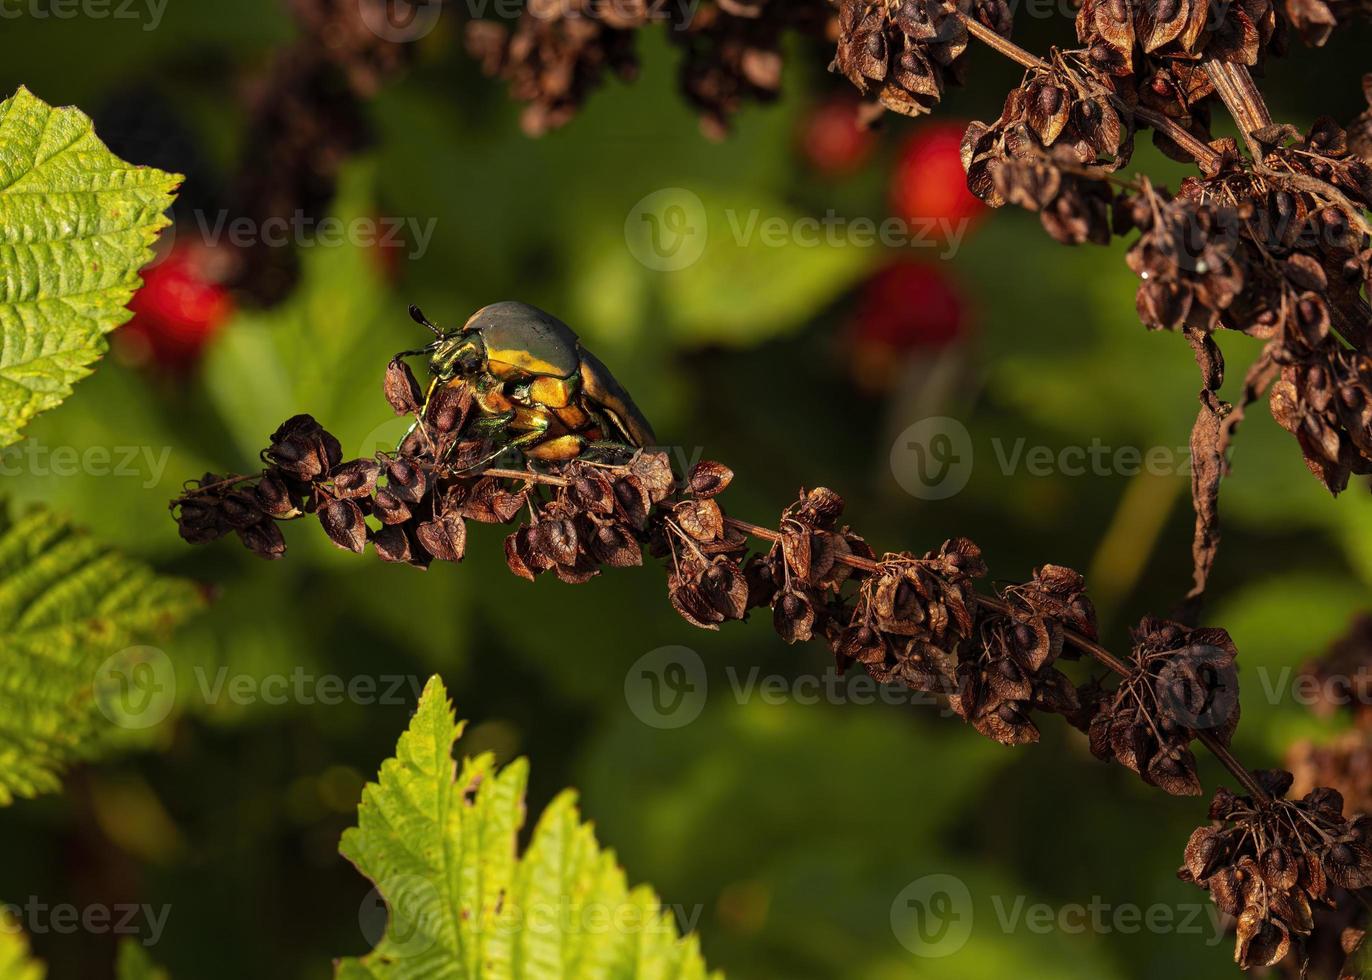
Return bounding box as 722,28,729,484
409,305,486,383
428,332,485,382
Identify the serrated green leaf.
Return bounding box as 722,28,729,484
0,908,45,980
337,675,721,980
116,940,169,980
0,85,180,448
0,504,203,806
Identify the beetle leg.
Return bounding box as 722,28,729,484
577,440,640,465
452,409,551,472
525,435,587,462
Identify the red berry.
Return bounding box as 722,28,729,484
799,97,877,178
853,261,967,349
847,261,970,390
122,239,234,370
889,121,985,239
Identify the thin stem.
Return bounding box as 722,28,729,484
466,468,1272,803
1203,61,1272,160
1134,107,1222,171
957,12,1047,70
484,466,568,485
1199,732,1270,801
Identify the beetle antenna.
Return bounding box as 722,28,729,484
409,304,443,338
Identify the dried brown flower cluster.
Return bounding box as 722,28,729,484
1076,0,1277,77
465,0,641,136
1287,613,1372,816
675,1,833,138
1077,618,1240,796
466,0,833,137
830,0,1012,118
1181,770,1371,971
960,52,1127,245
1296,613,1372,724
228,0,416,304
1290,731,1372,815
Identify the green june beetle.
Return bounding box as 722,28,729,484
403,301,656,468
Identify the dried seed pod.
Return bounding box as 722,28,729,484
331,459,381,499
629,451,676,503
700,558,749,620
237,520,287,560
174,497,230,544
772,588,815,644
255,470,299,518
372,488,412,525
372,524,430,568
319,497,367,553
688,460,734,497
385,457,429,504
586,520,643,568
265,414,341,481
425,383,474,435
416,513,467,563
383,356,424,415
219,491,264,530
674,498,725,543
534,517,579,567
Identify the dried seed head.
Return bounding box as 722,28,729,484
383,356,424,415
688,460,734,497
266,414,341,481
331,459,381,499
318,497,367,553
255,470,299,518
237,520,287,560
416,513,467,562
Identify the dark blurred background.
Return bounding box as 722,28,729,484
1,2,1370,977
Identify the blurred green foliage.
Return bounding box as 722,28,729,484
1,5,1370,980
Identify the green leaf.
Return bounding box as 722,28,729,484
336,675,721,980
0,505,203,806
0,86,180,449
116,941,169,980
0,908,44,980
